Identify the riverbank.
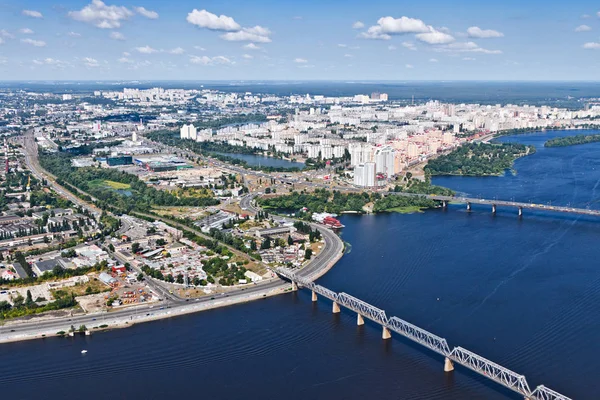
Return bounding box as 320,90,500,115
544,133,600,147
0,283,288,344
0,211,346,345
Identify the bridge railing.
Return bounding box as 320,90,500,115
449,346,531,395
386,316,451,356
530,385,572,400
275,268,572,400
337,292,388,325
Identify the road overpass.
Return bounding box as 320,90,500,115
277,268,571,400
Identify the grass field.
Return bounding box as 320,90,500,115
385,206,425,214
89,179,131,190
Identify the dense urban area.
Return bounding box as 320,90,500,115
1,84,600,338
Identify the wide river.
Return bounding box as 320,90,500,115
2,130,599,399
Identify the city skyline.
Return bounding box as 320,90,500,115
2,0,600,81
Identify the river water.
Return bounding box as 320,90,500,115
214,152,305,169
2,130,599,399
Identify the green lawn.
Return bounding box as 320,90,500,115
89,179,131,190
384,206,426,214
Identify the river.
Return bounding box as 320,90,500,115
1,130,598,399
214,152,305,169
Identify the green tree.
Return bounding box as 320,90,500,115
305,249,313,260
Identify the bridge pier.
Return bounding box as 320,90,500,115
492,204,496,214
311,291,317,302
442,200,447,208
357,314,364,326
444,357,454,372
382,326,391,340
518,207,523,217
291,281,298,291
332,302,340,314
466,202,471,211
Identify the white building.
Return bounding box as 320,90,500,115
374,147,396,177
180,124,197,140
354,162,376,187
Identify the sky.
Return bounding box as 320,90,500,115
2,0,600,81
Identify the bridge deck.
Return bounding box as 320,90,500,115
393,192,600,216
276,267,572,400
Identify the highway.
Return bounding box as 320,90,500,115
20,129,102,217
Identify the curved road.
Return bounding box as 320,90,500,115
1,191,344,343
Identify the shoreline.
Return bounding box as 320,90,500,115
0,285,289,345
0,220,345,345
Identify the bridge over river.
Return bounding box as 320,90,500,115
277,268,571,400
392,192,600,217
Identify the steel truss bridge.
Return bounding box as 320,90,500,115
278,268,571,400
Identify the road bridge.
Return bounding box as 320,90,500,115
391,192,600,218
277,268,572,400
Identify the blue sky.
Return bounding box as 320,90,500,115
1,0,600,80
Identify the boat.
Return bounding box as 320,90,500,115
81,350,88,354
322,216,344,229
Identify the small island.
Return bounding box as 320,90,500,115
544,134,600,148
425,143,535,176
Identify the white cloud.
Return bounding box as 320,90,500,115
21,38,46,47
122,51,130,56
189,55,233,65
32,58,69,68
359,26,391,40
194,46,206,51
402,41,417,51
22,10,43,18
0,38,4,45
242,54,253,59
134,6,158,19
442,41,501,54
187,9,272,43
463,57,476,61
338,43,347,48
575,24,592,32
467,26,504,38
118,57,133,63
377,16,430,34
344,54,353,58
135,45,158,54
186,9,241,31
429,58,438,62
583,42,600,49
19,28,34,35
169,47,185,55
388,45,397,50
243,43,260,50
405,64,414,69
68,0,133,29
220,28,271,43
0,30,15,39
352,21,365,29
110,31,125,40
416,28,455,44
67,32,82,37
360,16,432,40
294,58,308,63
83,57,100,67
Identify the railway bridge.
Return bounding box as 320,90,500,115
279,268,571,400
